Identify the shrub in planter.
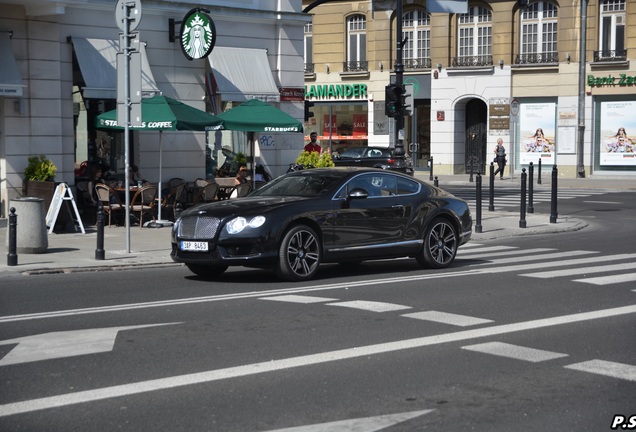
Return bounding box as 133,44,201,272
24,155,57,181
294,151,335,168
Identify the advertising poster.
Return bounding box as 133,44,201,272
599,101,636,166
322,114,338,137
352,113,368,137
519,102,556,165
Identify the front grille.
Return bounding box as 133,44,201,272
179,216,220,239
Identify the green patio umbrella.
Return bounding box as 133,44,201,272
96,95,223,223
206,98,303,185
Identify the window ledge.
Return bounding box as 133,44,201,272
339,71,370,79
590,60,629,69
510,63,559,71
447,66,494,74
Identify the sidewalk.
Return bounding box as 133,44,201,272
0,172,628,275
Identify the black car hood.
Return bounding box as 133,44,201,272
179,196,313,218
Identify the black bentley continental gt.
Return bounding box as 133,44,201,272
171,167,472,281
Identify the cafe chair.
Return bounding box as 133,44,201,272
161,182,186,220
197,183,219,203
130,185,158,228
94,183,125,227
227,182,252,199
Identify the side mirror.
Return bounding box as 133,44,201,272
348,188,369,199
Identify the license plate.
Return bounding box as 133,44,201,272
180,241,208,252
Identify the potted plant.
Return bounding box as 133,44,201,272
294,150,335,168
23,155,57,210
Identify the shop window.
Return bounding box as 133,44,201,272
403,10,431,70
516,1,559,65
345,15,367,72
454,6,492,67
596,0,626,62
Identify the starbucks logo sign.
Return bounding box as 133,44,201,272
179,9,216,60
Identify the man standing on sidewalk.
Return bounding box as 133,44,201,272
493,138,507,179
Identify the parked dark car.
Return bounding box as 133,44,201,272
171,167,472,281
332,146,414,175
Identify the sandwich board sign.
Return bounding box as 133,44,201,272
46,183,85,234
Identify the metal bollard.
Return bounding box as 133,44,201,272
519,168,527,228
550,165,558,223
537,158,542,185
488,162,495,212
7,207,18,266
475,173,482,233
95,204,105,260
528,162,534,214
429,156,434,181
434,176,439,187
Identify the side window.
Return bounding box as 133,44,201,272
396,177,420,195
338,173,396,198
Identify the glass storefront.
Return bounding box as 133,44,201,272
304,102,368,155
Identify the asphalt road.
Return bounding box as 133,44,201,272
0,190,634,432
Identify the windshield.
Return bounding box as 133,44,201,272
250,171,345,197
339,148,366,158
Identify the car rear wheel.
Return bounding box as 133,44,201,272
186,264,228,278
417,217,458,268
275,225,321,281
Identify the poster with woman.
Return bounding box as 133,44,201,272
519,102,556,165
599,101,636,166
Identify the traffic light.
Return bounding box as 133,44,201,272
402,84,413,116
385,84,401,118
304,100,315,122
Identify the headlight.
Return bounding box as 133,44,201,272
226,216,266,234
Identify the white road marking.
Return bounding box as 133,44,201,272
473,253,633,273
0,323,180,366
565,360,636,382
457,248,555,258
455,246,519,255
0,304,634,417
583,201,622,204
461,342,568,363
521,263,630,279
262,409,434,432
402,311,493,327
259,295,339,304
573,273,636,286
326,300,411,313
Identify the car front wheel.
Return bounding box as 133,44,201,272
275,225,321,281
417,217,458,268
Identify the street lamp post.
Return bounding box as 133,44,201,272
393,0,405,164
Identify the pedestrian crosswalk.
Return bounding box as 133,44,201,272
446,187,622,209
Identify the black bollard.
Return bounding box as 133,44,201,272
519,168,527,228
550,165,558,223
429,156,434,181
469,158,474,183
7,207,17,266
475,173,482,233
488,162,495,212
528,162,534,214
95,204,105,260
434,176,439,187
537,158,542,185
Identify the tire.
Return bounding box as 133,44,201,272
275,225,321,281
186,264,228,278
416,217,458,269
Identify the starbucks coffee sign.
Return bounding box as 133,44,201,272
179,8,216,60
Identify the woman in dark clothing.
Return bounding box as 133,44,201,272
493,138,506,179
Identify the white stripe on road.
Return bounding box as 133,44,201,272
583,201,622,205
326,300,412,313
564,360,636,382
473,253,633,274
455,246,519,255
464,250,588,265
1,304,635,417
402,311,493,327
521,263,630,279
259,295,339,304
573,273,636,286
461,342,568,363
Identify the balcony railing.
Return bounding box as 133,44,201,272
342,61,368,72
451,55,493,67
593,50,627,62
404,57,432,70
515,52,559,65
304,62,315,74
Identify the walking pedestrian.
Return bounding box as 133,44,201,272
493,138,507,179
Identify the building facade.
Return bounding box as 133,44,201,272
0,0,308,218
303,0,636,178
